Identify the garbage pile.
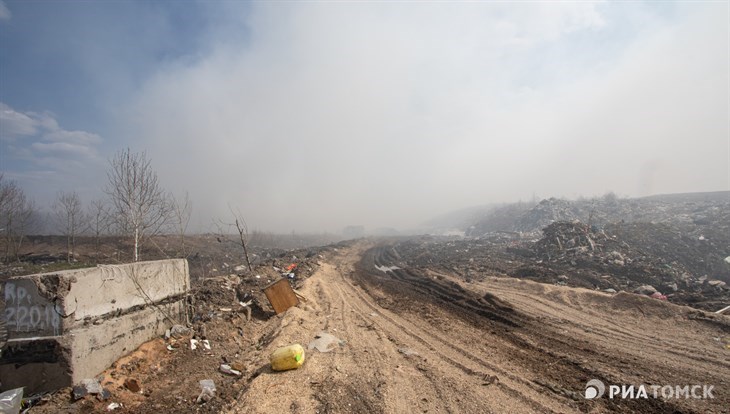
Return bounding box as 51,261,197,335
528,220,697,292
466,192,730,238
513,198,582,233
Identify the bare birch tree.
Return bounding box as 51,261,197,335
170,191,192,257
105,148,170,262
52,191,84,264
0,174,36,263
87,199,111,262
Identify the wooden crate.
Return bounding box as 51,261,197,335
263,279,299,314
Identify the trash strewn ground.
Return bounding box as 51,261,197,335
14,239,730,413
7,192,730,413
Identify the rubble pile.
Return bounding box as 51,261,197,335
527,220,698,293
402,191,730,311
513,198,582,233
467,191,730,237
24,245,331,414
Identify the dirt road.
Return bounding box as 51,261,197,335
229,242,729,414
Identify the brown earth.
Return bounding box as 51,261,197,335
26,241,730,413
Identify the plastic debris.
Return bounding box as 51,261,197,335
202,340,211,350
398,348,419,357
106,402,122,411
634,285,658,296
0,387,23,414
170,324,190,339
197,379,216,404
219,364,242,376
190,338,199,350
270,344,305,371
99,388,112,401
308,332,345,353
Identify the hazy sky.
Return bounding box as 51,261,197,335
1,1,728,233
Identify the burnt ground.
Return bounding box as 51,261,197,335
395,219,730,312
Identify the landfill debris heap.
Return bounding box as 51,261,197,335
403,192,730,311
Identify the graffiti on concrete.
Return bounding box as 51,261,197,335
3,280,61,337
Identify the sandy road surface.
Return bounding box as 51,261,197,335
229,242,729,414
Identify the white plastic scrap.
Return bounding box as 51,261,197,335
106,402,123,411
197,379,216,404
0,387,23,414
219,364,242,376
308,332,345,353
190,339,199,350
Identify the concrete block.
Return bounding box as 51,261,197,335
1,259,189,393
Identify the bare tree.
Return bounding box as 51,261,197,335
52,191,84,264
0,174,37,263
105,148,171,262
215,206,252,271
170,191,192,257
87,199,111,262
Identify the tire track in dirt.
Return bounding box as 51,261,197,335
483,281,720,356
358,244,717,414
325,266,457,413
347,248,576,413
230,242,727,414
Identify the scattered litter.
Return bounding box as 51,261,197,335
398,348,419,357
255,275,261,279
715,305,730,314
167,344,175,351
99,388,112,401
196,379,216,404
190,339,199,350
286,263,298,272
375,265,400,273
220,307,232,312
270,344,305,371
106,402,122,411
634,285,658,296
650,292,668,301
81,378,103,395
219,364,242,376
263,279,299,314
308,332,346,353
203,339,211,350
170,324,190,339
0,387,23,414
603,288,617,294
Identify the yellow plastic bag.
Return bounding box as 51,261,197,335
270,344,305,371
